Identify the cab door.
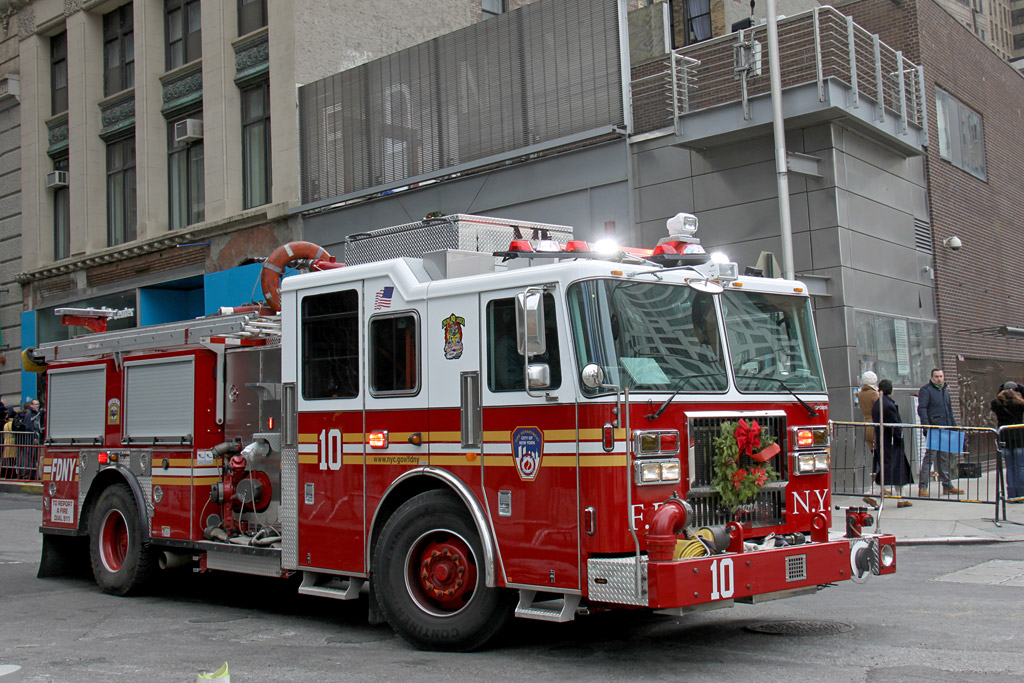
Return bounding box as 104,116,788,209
295,284,365,574
480,287,579,590
362,277,429,545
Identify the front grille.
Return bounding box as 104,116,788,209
786,554,808,582
686,486,785,527
686,414,788,527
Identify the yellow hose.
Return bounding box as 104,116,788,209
673,539,709,559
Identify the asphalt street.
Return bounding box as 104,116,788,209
2,491,1023,682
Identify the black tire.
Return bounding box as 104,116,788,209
372,490,513,651
88,483,154,596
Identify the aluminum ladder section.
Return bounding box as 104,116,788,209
37,312,281,362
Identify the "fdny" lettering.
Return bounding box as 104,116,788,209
52,458,77,482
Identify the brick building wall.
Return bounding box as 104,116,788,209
841,0,1024,423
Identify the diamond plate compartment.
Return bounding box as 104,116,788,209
281,445,298,570
588,556,649,606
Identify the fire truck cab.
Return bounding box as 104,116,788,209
35,214,896,651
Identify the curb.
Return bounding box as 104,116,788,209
0,481,42,495
896,536,1022,546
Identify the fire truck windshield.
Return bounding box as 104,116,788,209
567,279,728,394
722,290,825,393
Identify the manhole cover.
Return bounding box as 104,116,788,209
745,620,854,636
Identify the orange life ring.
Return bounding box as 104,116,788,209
260,241,335,312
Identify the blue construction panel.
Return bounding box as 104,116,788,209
20,311,37,405
204,263,265,315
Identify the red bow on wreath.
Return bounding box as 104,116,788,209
735,419,781,463
735,419,761,456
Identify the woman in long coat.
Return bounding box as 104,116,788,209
858,371,880,483
871,379,915,493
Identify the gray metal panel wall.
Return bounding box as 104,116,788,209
298,0,624,204
301,141,629,255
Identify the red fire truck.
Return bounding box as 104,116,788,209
33,213,895,651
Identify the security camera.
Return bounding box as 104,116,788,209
943,236,962,251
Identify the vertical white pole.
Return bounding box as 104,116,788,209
765,0,795,280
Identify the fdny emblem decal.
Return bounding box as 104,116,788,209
107,398,121,425
442,314,466,360
512,427,543,481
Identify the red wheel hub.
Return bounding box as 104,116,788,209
100,510,129,572
414,535,477,611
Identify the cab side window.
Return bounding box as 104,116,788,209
302,290,359,399
486,295,561,392
370,313,419,395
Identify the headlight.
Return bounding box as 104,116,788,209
795,450,829,474
639,462,661,482
634,458,682,485
880,543,895,568
814,451,830,471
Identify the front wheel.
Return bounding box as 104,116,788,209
372,490,513,651
88,483,154,596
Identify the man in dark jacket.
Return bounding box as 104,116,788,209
917,368,964,496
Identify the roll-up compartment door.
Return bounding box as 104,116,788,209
48,366,106,440
124,358,194,441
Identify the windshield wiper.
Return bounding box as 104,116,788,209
646,373,727,420
735,374,818,418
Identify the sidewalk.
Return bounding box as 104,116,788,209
832,493,1024,545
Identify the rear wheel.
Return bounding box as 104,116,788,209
88,483,154,596
373,490,512,651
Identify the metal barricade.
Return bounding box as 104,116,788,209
996,425,1024,518
0,431,43,483
831,421,1001,505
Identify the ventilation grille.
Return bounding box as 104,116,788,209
786,554,808,582
914,219,933,253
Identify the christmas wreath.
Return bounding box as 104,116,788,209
711,419,781,510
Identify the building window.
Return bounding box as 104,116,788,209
106,137,137,246
684,0,712,44
238,0,267,35
302,290,359,399
53,157,70,260
369,313,420,396
1015,33,1024,50
103,4,134,97
482,0,506,18
855,312,938,388
935,87,987,181
168,116,204,229
51,32,67,115
241,81,271,208
166,0,201,70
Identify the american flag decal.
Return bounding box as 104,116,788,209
374,286,395,310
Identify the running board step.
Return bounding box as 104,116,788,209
298,572,364,600
515,590,581,622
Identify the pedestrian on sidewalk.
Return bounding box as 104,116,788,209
858,371,880,480
872,379,914,507
917,368,964,497
991,381,1024,503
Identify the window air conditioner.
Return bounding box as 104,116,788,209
45,170,69,188
174,118,203,143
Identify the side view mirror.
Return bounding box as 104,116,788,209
527,363,551,390
516,290,546,357
581,363,605,390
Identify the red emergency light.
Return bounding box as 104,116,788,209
368,431,389,449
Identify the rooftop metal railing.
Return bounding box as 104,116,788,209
630,6,926,139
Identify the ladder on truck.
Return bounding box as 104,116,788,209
36,311,282,362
